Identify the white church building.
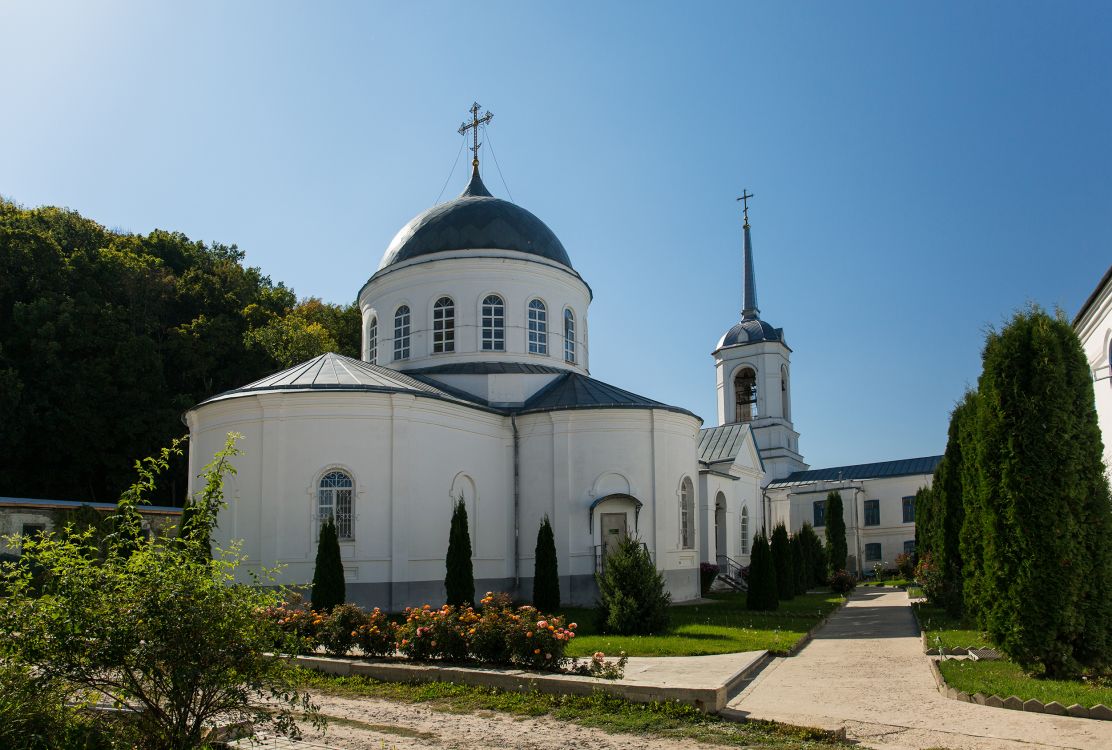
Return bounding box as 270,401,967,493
184,118,936,608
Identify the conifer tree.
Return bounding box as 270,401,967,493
957,390,987,627
932,393,973,617
532,515,561,613
444,498,475,607
311,516,345,612
791,534,808,594
770,523,795,600
824,491,848,574
746,530,778,611
975,307,1112,676
595,536,670,634
797,523,826,587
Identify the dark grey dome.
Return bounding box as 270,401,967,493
378,170,572,271
716,318,784,350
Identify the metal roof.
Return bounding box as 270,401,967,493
407,361,568,376
767,455,943,488
193,353,496,412
698,423,750,463
1073,263,1112,327
518,373,700,420
0,497,182,514
715,318,785,350
377,170,573,271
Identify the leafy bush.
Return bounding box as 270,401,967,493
0,435,320,750
265,595,320,654
354,607,396,657
595,536,671,635
0,661,117,750
396,605,473,661
533,515,561,613
480,590,514,611
317,603,365,657
895,552,915,580
829,569,857,594
914,552,946,603
699,562,719,595
311,516,345,612
468,605,515,664
504,607,578,670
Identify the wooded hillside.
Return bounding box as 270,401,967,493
0,199,359,504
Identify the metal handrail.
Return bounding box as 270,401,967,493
716,553,747,580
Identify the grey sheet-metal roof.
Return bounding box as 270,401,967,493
698,423,750,463
518,373,700,420
715,318,785,350
0,497,182,514
193,353,496,412
767,455,943,488
407,361,568,376
376,170,573,271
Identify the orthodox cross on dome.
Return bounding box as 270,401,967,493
458,102,493,172
737,189,754,227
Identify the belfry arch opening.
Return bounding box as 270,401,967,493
734,367,758,423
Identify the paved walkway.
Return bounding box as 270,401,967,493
728,588,1112,750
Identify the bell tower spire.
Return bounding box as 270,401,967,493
737,190,759,321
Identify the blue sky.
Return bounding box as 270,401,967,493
2,2,1109,469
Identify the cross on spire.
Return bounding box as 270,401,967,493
737,189,754,226
458,102,493,173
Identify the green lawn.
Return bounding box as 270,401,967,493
912,602,991,651
939,660,1112,708
560,592,845,658
302,671,849,748
859,578,911,587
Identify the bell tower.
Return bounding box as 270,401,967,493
712,192,807,482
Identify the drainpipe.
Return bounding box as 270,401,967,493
511,413,521,592
851,484,863,577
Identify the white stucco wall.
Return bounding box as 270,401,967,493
1074,271,1112,484
768,472,932,575
359,253,592,378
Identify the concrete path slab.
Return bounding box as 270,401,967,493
727,588,1112,749
295,649,768,713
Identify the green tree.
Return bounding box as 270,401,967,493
445,498,475,607
925,393,974,617
595,536,671,634
746,530,778,611
311,516,345,612
770,522,795,600
824,491,848,573
957,389,987,627
791,533,808,594
0,434,319,750
532,515,560,613
974,307,1112,676
796,523,826,587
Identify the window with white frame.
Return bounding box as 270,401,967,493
393,305,410,361
902,495,915,523
318,470,354,541
865,542,882,561
563,308,576,364
740,506,750,555
481,294,505,351
367,316,377,364
680,478,695,549
528,299,548,355
432,297,455,353
864,499,880,526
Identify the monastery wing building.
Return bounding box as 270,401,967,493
185,113,940,608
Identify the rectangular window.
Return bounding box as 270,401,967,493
864,499,880,526
865,542,882,561
903,539,915,555
813,500,826,527
902,495,915,523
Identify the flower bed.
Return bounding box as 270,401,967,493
263,592,625,677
